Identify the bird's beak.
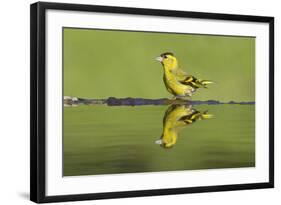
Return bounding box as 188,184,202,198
155,56,163,62
155,139,163,145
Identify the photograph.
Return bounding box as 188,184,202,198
63,27,256,176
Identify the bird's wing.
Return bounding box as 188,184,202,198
178,110,199,124
178,75,204,88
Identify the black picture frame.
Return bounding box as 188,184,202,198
30,1,274,203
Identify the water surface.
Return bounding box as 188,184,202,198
63,104,255,176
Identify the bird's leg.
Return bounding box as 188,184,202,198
186,96,192,100
170,95,191,102
183,91,193,101
182,96,192,101
174,96,191,103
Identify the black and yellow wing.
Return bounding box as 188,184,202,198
179,75,214,88
179,75,205,88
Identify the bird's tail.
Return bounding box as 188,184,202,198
201,80,214,85
199,80,214,88
201,110,213,119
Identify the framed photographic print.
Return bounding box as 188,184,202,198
30,1,274,203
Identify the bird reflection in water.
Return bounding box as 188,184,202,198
155,104,213,148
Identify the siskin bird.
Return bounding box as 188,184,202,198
155,104,213,148
156,52,214,98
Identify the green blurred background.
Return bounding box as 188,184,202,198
63,28,255,102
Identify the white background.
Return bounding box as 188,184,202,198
0,0,279,204
46,9,269,196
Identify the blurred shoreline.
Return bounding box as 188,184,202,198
64,96,255,107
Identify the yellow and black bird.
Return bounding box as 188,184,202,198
156,52,213,98
155,104,213,148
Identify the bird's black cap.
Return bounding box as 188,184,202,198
160,52,174,57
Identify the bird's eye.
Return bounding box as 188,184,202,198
164,55,168,59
